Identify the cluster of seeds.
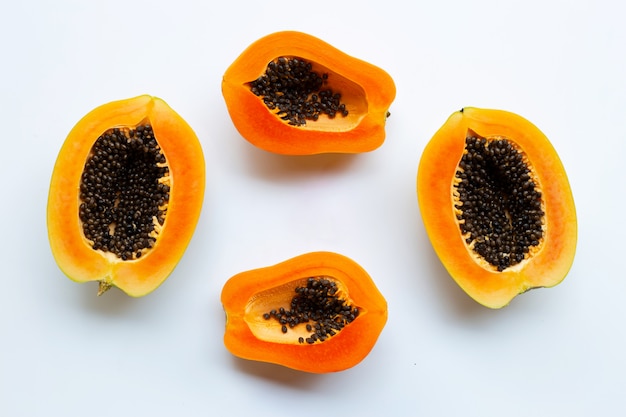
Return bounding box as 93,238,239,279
263,277,359,344
79,124,170,260
454,135,544,271
249,56,349,126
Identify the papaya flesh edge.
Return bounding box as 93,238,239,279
47,95,205,297
220,251,388,373
221,31,396,155
417,107,577,309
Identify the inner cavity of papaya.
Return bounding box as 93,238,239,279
247,56,367,131
79,121,170,261
453,131,545,272
244,276,361,345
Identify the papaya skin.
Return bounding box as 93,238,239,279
417,107,577,308
221,31,396,155
221,252,388,373
47,95,205,297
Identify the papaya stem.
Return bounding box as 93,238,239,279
97,281,112,296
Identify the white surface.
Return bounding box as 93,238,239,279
1,0,625,416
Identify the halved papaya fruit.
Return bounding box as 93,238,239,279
221,31,396,155
47,95,205,297
417,107,577,308
221,252,388,373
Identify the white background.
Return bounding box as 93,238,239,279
1,0,624,416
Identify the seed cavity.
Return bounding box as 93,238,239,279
262,277,359,344
453,132,545,271
248,56,349,126
78,123,170,261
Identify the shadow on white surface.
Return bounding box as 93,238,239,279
75,283,143,316
229,355,326,391
241,145,360,183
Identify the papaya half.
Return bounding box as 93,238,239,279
221,31,396,155
417,107,577,308
47,95,205,297
220,252,388,373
